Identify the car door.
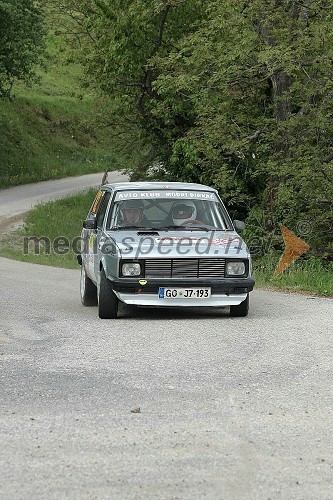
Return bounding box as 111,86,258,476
81,190,103,282
93,190,112,282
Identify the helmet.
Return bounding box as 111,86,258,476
172,201,197,225
120,199,144,225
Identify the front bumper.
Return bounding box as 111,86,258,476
115,291,248,307
109,277,255,307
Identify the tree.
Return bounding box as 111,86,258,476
0,0,45,98
152,0,333,255
43,0,207,172
46,0,333,256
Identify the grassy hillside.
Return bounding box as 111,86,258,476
0,33,118,188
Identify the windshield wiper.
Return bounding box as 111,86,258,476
110,225,151,230
154,225,209,232
180,226,209,231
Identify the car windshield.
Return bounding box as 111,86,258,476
107,190,232,230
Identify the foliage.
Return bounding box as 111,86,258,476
42,0,207,173
0,0,46,98
38,1,333,256
151,0,333,256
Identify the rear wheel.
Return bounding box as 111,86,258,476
98,268,118,319
230,294,249,317
80,265,98,306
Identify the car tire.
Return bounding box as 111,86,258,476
80,265,98,306
98,268,118,319
230,293,249,317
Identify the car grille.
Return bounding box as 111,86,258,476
143,258,226,279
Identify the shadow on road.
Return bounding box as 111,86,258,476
117,303,231,320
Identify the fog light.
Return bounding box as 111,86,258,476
226,261,246,276
122,262,141,276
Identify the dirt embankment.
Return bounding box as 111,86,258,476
0,213,28,251
0,213,27,234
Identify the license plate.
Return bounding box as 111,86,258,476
158,287,211,299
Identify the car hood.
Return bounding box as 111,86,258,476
105,229,250,259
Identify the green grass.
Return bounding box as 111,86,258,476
252,253,333,297
0,190,95,269
1,191,332,297
0,31,119,188
0,95,118,187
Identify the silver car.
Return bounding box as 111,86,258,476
78,182,255,318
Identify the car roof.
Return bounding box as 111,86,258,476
102,181,218,193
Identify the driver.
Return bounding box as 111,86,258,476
120,199,147,226
171,201,197,225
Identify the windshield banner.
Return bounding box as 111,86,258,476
114,190,218,202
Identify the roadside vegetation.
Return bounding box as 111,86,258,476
0,91,117,188
0,190,94,268
253,253,333,297
0,4,119,188
41,0,333,262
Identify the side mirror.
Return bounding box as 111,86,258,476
83,219,97,230
233,219,245,232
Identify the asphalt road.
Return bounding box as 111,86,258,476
0,173,333,499
0,171,127,219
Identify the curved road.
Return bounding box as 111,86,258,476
0,171,127,220
0,173,332,499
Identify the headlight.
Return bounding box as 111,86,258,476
122,262,141,277
226,261,246,276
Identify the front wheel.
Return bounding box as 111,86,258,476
80,265,98,306
230,294,249,317
98,268,118,319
